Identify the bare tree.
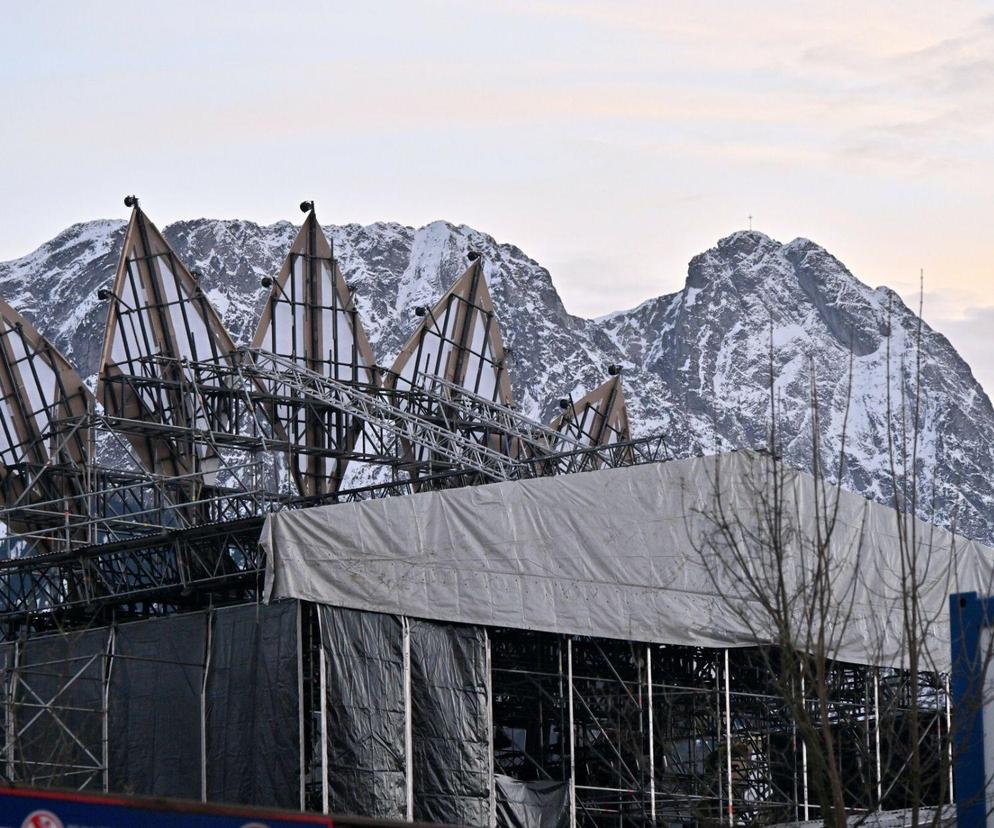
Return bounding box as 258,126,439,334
687,293,994,827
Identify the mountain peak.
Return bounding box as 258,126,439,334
718,228,776,247
0,216,992,552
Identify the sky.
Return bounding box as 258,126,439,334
2,1,994,390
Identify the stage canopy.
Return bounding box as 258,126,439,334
262,450,994,671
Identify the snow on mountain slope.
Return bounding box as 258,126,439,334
2,219,992,546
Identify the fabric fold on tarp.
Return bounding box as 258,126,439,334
319,605,407,819
410,619,491,826
496,775,569,828
108,612,207,798
205,601,300,808
262,451,994,670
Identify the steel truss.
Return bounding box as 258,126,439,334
0,347,666,558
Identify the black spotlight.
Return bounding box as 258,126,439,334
608,364,622,376
299,200,315,214
260,276,273,288
559,398,570,410
414,306,427,317
467,250,481,262
97,288,112,301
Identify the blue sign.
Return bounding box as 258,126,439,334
950,591,994,828
0,788,337,828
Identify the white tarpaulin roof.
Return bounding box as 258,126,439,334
262,451,994,670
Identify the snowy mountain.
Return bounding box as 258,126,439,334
2,218,993,546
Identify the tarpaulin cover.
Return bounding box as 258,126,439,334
205,601,300,808
16,627,109,789
495,775,569,828
262,451,994,670
109,612,207,798
409,619,491,826
319,605,406,819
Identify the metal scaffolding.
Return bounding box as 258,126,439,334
0,348,666,556
0,605,955,826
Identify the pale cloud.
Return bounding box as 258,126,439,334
2,0,994,390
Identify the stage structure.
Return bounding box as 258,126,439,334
0,196,660,580
0,198,958,826
0,453,965,826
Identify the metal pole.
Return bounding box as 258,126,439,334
201,611,213,803
945,673,954,805
319,609,329,814
403,616,413,821
646,644,656,824
103,627,115,793
5,640,17,782
801,673,809,822
724,649,734,826
296,602,305,811
567,637,577,828
873,671,882,808
485,630,496,828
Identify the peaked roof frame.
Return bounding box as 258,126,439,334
251,207,378,497
388,258,513,405
97,202,240,483
551,373,631,451
0,298,93,543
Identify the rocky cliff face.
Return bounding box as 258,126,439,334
3,218,992,545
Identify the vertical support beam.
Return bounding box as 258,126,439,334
87,393,97,547
201,610,213,803
945,673,955,805
296,602,305,811
801,673,809,822
724,649,734,826
5,640,17,782
567,637,576,828
715,658,723,818
103,627,115,793
646,644,656,824
319,608,329,815
873,670,882,808
485,629,496,828
403,616,413,821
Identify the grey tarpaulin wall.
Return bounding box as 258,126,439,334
410,619,491,826
16,627,109,790
263,450,994,671
205,601,301,808
319,605,407,819
496,776,569,828
108,612,206,798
